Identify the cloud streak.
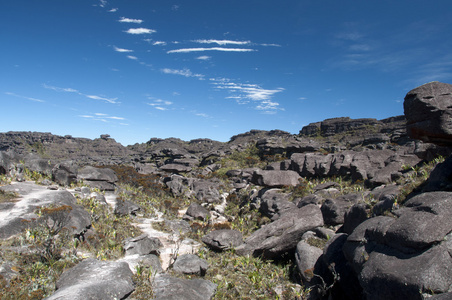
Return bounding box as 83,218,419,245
118,17,143,24
114,46,133,53
167,47,255,54
43,84,119,104
193,39,251,46
5,92,45,103
161,68,205,79
125,28,156,34
80,113,126,123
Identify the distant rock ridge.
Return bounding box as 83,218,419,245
299,115,405,137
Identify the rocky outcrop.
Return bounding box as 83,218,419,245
404,81,452,146
0,182,91,239
46,259,135,300
236,204,324,259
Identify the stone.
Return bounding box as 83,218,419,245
77,166,118,183
183,203,209,221
404,81,452,146
160,163,192,173
385,192,452,252
52,161,77,186
123,234,163,256
202,229,244,251
342,203,368,234
236,204,324,259
153,274,217,300
172,254,209,276
294,240,323,285
257,188,295,220
251,170,301,187
114,199,141,216
320,193,362,226
46,259,134,300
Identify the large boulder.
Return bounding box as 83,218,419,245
341,191,452,299
0,183,91,239
235,204,324,259
172,254,209,276
404,81,452,146
46,259,134,300
77,166,118,191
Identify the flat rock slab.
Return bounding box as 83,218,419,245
0,182,91,239
46,259,134,300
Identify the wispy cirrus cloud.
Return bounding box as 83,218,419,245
167,47,255,54
80,113,126,123
43,84,119,104
113,46,133,53
211,78,284,113
108,8,118,13
193,39,251,46
161,68,205,80
125,28,156,35
127,55,138,60
118,17,143,24
196,55,211,60
5,92,45,103
147,98,173,111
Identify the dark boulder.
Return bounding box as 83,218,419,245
172,254,209,276
404,81,452,146
153,274,217,300
46,259,134,300
123,234,163,256
183,203,209,221
202,229,244,251
236,204,324,259
321,193,362,226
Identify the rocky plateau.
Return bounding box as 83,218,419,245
1,81,452,299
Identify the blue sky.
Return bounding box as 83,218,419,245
2,0,452,145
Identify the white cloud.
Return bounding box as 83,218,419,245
86,95,119,104
211,78,284,112
196,55,211,60
125,28,156,34
147,98,173,110
168,47,255,54
193,39,251,46
44,84,120,104
42,84,78,93
79,113,125,122
119,17,143,24
5,92,45,103
153,41,167,46
108,8,118,12
127,55,138,60
99,0,107,8
114,46,133,53
161,68,205,79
